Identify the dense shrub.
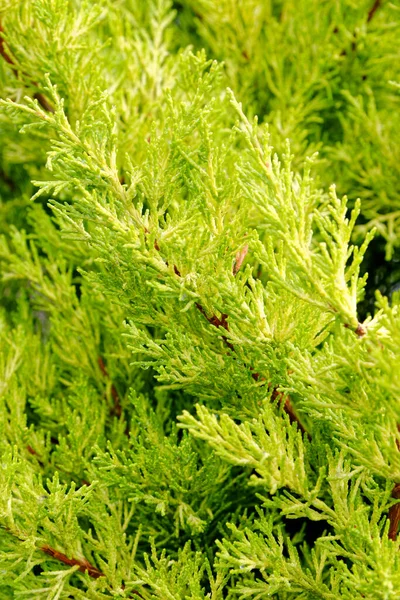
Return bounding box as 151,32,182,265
0,1,399,598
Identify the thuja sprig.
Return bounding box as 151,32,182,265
228,90,373,334
0,21,54,113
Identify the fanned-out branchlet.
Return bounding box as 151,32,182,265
0,1,399,599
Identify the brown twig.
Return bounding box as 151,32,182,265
4,526,143,597
41,545,104,578
0,22,54,113
367,0,382,23
0,24,14,67
354,323,366,337
26,445,44,468
39,544,143,598
388,483,400,541
195,302,235,352
98,356,123,419
42,546,143,597
388,426,400,541
272,388,307,436
344,322,366,338
250,371,307,435
42,545,143,597
32,90,55,113
121,584,144,598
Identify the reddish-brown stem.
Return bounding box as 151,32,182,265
195,302,235,351
354,323,366,337
0,24,14,67
121,584,143,598
250,373,308,434
5,526,143,596
272,388,307,436
42,546,143,597
344,322,366,338
26,445,44,468
0,23,54,113
41,545,104,578
367,0,382,23
98,356,122,419
33,91,55,113
388,426,400,541
388,483,400,541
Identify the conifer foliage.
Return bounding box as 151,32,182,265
0,1,400,598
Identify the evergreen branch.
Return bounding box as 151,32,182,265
149,232,307,434
26,443,91,487
229,92,371,333
165,251,307,434
149,229,304,439
174,256,307,433
146,231,239,356
3,526,144,597
0,22,54,113
2,525,103,579
337,0,384,60
178,403,308,495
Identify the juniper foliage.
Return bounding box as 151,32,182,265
0,1,400,599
